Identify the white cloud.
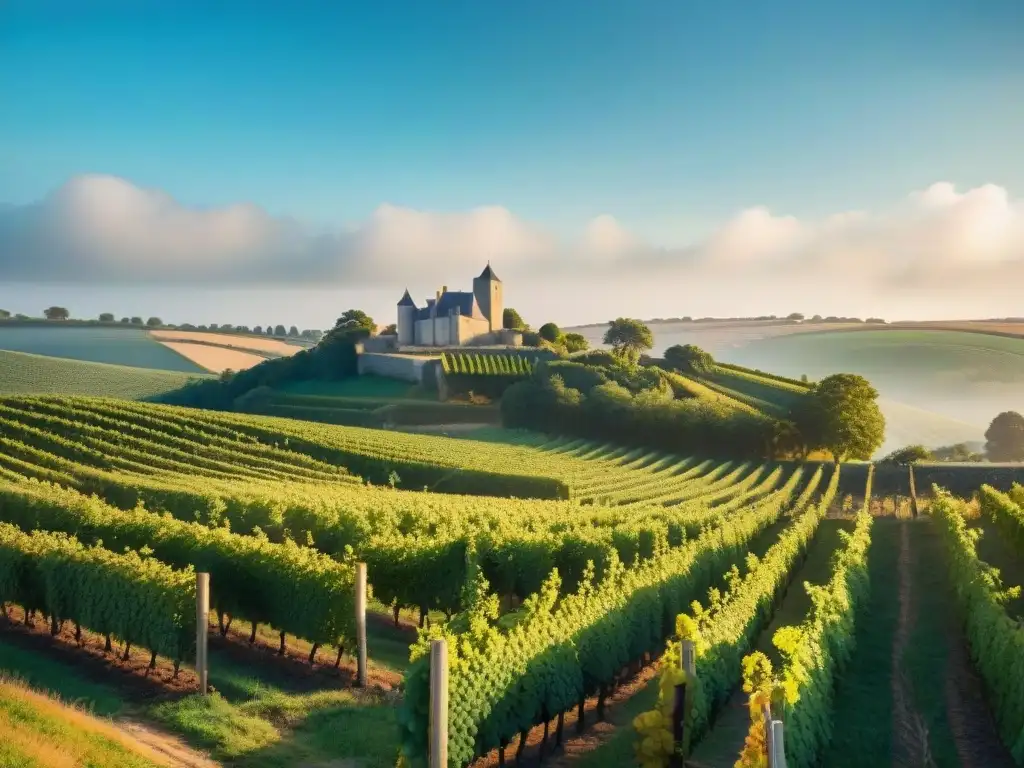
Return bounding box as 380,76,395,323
1,174,1023,318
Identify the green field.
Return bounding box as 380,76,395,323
0,326,208,372
0,349,213,399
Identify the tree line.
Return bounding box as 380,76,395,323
0,308,322,340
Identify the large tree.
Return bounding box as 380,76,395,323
664,343,715,374
985,411,1024,462
380,323,397,336
0,309,10,319
880,444,932,465
146,317,163,327
538,322,562,343
603,318,653,363
334,309,376,335
98,312,115,322
503,307,527,331
43,306,70,320
320,309,375,347
796,373,885,460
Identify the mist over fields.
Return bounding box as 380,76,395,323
573,323,1024,456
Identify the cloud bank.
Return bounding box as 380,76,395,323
2,174,1023,304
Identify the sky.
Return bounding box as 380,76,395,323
1,0,1023,330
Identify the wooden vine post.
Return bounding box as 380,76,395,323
196,572,210,695
771,720,786,768
669,639,696,767
356,562,368,687
429,639,449,768
762,702,775,765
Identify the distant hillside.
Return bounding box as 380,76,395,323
0,349,212,399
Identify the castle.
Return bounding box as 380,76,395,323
396,263,505,347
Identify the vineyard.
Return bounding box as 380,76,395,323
0,394,1019,766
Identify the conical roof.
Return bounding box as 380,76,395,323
478,262,501,282
397,289,416,307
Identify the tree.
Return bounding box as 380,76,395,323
334,309,376,335
266,326,274,336
380,323,397,336
120,317,130,324
538,322,562,343
0,309,10,319
603,318,653,363
130,316,143,325
98,312,115,322
288,325,299,337
880,444,932,465
664,343,715,374
786,312,804,321
932,443,984,462
146,317,163,327
984,411,1024,462
274,324,287,337
796,373,885,461
563,332,589,353
503,307,527,330
253,326,263,334
43,306,70,321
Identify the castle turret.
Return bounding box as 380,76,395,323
396,289,416,346
472,262,503,333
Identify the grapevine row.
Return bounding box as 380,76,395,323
0,478,357,651
932,487,1024,763
0,520,195,667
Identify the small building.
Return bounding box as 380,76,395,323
396,263,504,347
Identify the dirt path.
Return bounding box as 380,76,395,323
116,718,221,768
943,630,1017,768
469,662,660,767
891,521,934,768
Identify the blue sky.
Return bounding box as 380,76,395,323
3,0,1022,234
1,0,1023,327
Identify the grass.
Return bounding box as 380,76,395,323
0,326,208,373
823,517,901,766
0,350,212,399
0,601,416,767
902,521,959,767
0,675,166,768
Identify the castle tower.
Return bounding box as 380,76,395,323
396,289,416,346
472,262,503,333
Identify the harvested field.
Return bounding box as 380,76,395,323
149,330,304,356
158,341,269,373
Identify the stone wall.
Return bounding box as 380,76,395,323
357,352,430,383
362,335,399,353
